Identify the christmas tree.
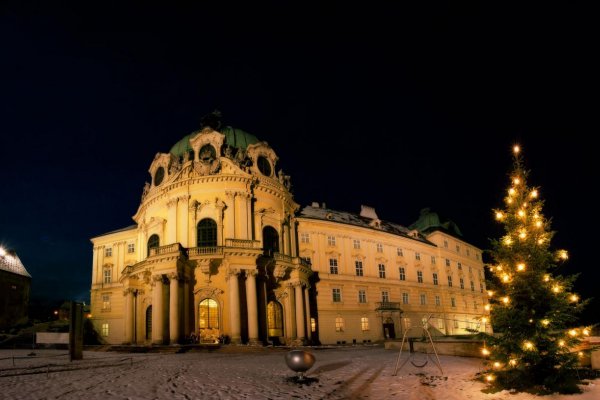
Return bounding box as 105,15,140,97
482,145,589,394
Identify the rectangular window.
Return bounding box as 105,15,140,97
381,291,389,303
457,262,462,270
105,247,112,257
474,301,478,310
444,240,448,248
327,235,336,246
127,243,135,253
433,273,438,285
399,267,406,281
301,233,310,243
335,316,344,332
397,247,403,256
470,281,475,291
480,282,484,293
468,266,472,273
417,270,423,283
466,249,470,256
353,239,361,249
332,288,341,302
102,294,110,310
311,318,316,332
435,295,441,306
453,319,459,328
378,264,386,278
476,253,480,260
438,318,444,329
447,275,453,287
329,258,338,274
420,294,426,305
451,297,456,307
101,323,109,337
358,289,367,303
361,317,369,331
464,300,468,309
402,292,409,304
355,260,363,276
415,252,421,261
445,258,451,267
456,244,460,252
376,243,383,253
431,255,436,264
460,278,465,289
103,269,111,284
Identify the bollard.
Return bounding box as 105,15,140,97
285,349,316,381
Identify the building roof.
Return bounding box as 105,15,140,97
93,224,137,239
409,208,463,238
169,126,259,158
0,251,31,278
298,205,434,245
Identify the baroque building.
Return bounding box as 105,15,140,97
0,248,31,329
90,118,488,345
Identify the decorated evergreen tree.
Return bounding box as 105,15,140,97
482,145,589,394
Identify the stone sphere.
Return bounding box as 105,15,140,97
285,350,316,373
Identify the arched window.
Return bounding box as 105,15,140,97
145,305,152,340
197,219,217,247
199,298,219,330
267,301,283,337
262,226,279,256
147,234,159,256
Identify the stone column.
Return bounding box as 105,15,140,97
304,284,312,342
189,200,199,247
124,288,134,344
245,270,259,345
227,268,241,343
225,191,236,241
295,283,306,340
246,194,253,240
234,192,246,239
282,223,290,255
169,273,180,344
183,276,190,337
286,283,296,341
215,198,225,246
167,198,178,244
178,195,190,247
290,217,298,257
152,275,164,344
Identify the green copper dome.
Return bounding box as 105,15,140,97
169,126,259,158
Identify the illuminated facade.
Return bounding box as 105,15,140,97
0,248,31,329
90,120,488,345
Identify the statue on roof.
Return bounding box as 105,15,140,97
200,110,223,131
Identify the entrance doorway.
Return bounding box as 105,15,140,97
267,300,283,342
199,298,220,343
383,317,396,339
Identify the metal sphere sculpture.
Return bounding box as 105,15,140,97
285,349,316,380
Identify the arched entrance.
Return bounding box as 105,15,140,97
267,300,283,341
198,298,220,343
262,226,279,256
145,305,152,340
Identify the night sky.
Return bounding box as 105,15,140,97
1,3,597,323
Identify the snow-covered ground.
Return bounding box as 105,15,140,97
0,346,597,399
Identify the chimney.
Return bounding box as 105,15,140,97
311,202,320,208
360,205,378,220
322,202,326,209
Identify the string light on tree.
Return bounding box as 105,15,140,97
482,144,588,394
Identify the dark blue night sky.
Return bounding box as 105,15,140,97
1,3,597,322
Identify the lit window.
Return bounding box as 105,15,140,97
431,255,436,264
327,236,336,246
358,290,367,303
417,271,423,283
447,276,453,287
103,268,112,284
435,295,441,306
105,247,112,257
355,260,363,276
433,273,438,285
460,278,465,289
402,292,409,304
420,294,426,305
415,252,421,261
301,233,310,243
353,239,360,249
451,297,456,307
445,259,450,267
397,248,403,256
311,318,316,332
101,323,109,337
361,317,370,331
382,291,389,303
335,316,344,332
102,294,110,310
332,288,341,302
378,264,386,278
399,267,406,281
127,243,135,253
376,243,383,253
470,281,475,291
329,259,338,274
458,262,462,270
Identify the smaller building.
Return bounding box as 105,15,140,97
0,248,32,329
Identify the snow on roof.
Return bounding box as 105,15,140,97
299,205,433,245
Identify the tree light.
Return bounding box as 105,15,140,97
558,250,569,260
578,351,584,358
543,274,550,282
535,220,543,228
558,340,566,347
486,374,495,382
502,296,510,304
509,359,517,366
481,347,490,356
552,285,561,293
503,237,513,246
570,294,579,302
484,304,491,311
513,145,520,154
493,362,501,368
487,290,494,297
517,209,526,218
519,230,527,239
513,177,521,185
568,329,578,337
495,211,504,220
482,317,488,323
583,328,590,336
541,319,550,326
516,263,525,272
530,189,538,198
508,188,516,196
523,341,534,350
502,274,510,283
